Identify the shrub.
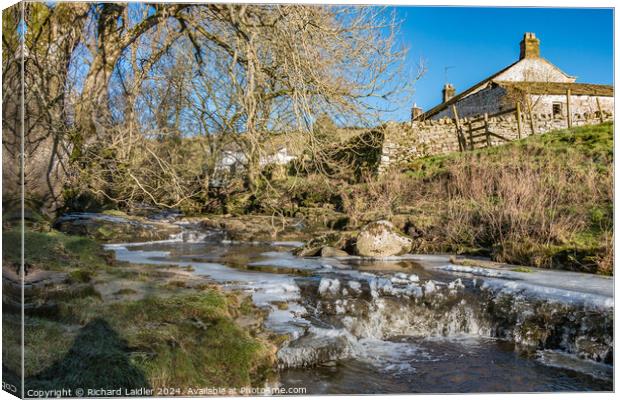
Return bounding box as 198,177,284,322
289,174,341,208
68,269,92,283
339,171,410,227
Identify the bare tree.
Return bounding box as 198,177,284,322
6,3,411,213
174,4,409,192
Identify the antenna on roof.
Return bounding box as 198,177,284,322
444,66,455,84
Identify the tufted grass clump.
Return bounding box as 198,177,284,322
2,229,108,273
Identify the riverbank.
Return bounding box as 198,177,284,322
28,123,613,275
2,226,279,393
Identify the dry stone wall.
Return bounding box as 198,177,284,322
378,110,614,174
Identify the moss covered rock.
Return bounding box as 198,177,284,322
53,212,181,243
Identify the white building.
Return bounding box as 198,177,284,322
415,33,613,121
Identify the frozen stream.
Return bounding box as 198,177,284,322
104,228,613,393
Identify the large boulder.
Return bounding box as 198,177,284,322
355,220,412,257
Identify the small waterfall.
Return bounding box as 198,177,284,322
278,273,613,369
168,229,221,243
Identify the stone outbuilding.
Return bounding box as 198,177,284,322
415,33,613,121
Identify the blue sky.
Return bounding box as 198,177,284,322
389,7,613,121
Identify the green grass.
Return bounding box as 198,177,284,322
108,294,273,389
511,267,533,273
3,314,77,378
101,209,130,218
404,122,613,179
18,292,274,392
2,229,109,272
399,122,613,274
68,269,93,283
114,288,138,296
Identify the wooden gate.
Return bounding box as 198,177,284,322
452,105,516,152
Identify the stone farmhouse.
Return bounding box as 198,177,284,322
359,32,615,174
413,33,613,122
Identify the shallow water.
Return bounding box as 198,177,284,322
104,233,613,393
281,337,612,393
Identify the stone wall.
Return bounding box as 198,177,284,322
430,89,613,121
378,108,614,174
531,94,614,118
431,85,511,120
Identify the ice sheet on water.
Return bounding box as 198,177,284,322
265,305,309,341
535,350,613,381
437,263,613,309
364,275,427,299
249,257,337,270
259,251,296,258
448,278,465,290
57,212,131,224
390,273,410,284
106,232,613,379
217,240,304,248
369,277,392,298
271,241,305,248
347,280,362,292
409,254,454,263
104,245,173,263
439,264,508,277
423,280,436,295
480,278,613,310
260,282,299,294
105,242,310,336
105,239,181,248
168,230,215,243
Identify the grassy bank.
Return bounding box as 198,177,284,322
2,228,276,392
348,122,613,274
284,122,612,274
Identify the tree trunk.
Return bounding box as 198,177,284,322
245,145,261,193
2,2,89,214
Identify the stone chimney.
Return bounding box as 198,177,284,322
442,83,455,103
411,103,423,120
520,32,540,59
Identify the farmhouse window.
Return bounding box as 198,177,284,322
552,102,563,118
